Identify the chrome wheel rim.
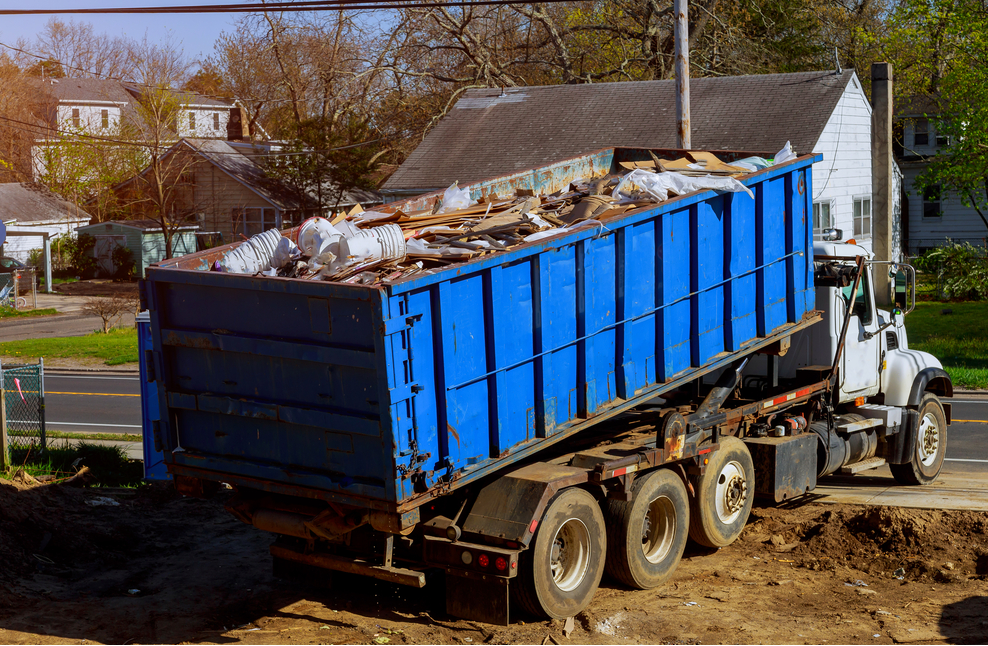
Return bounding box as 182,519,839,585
640,495,676,564
917,412,940,467
715,461,747,523
550,518,591,592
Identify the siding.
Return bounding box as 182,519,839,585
142,231,197,276
811,75,874,253
176,109,231,139
57,103,123,134
901,163,988,253
3,220,87,262
190,161,280,243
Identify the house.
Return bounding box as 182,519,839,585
383,70,891,256
75,219,198,278
31,78,252,181
0,182,92,261
894,97,986,253
102,138,380,246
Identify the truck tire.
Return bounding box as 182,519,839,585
890,393,947,486
688,436,754,548
515,487,606,619
604,468,689,589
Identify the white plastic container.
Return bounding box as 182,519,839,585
220,228,284,274
297,217,343,258
339,224,406,264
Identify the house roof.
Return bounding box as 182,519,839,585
895,95,939,118
78,219,198,232
0,183,92,224
187,139,380,209
44,77,135,104
384,69,858,191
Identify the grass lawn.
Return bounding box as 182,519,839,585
0,327,138,365
0,305,60,320
905,301,988,389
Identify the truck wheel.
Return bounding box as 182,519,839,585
605,468,688,589
890,393,947,486
515,487,606,619
689,436,754,548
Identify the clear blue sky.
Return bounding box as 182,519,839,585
0,1,247,63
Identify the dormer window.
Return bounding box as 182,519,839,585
189,112,196,130
101,109,109,129
71,108,80,129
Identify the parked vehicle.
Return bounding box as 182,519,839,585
0,257,25,273
140,147,950,624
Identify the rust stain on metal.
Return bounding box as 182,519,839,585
447,423,460,448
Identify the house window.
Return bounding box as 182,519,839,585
234,207,277,237
101,109,109,129
853,197,871,238
813,201,834,231
923,185,942,218
188,112,196,131
935,122,949,146
71,108,80,129
914,118,929,146
213,113,220,130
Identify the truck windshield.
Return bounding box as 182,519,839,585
841,272,873,326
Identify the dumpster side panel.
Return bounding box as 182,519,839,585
388,157,820,505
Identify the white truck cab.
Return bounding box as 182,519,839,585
781,240,952,485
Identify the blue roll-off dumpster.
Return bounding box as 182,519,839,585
142,147,819,520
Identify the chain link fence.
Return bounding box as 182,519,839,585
1,360,46,460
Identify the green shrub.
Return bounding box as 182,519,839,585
914,241,988,301
111,245,136,279
70,233,98,279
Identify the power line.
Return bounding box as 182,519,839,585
0,113,386,156
0,0,574,15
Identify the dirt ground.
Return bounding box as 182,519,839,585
2,475,987,645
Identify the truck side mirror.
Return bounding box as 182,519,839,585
822,228,843,241
892,269,908,308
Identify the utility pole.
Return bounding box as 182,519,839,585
675,0,691,150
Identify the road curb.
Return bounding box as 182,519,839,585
45,368,140,376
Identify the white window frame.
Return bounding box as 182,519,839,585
914,118,929,146
236,207,278,237
101,109,109,129
189,111,196,131
71,108,80,129
812,200,835,239
853,196,872,239
213,112,220,130
923,184,942,219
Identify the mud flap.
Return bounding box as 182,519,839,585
885,409,918,465
446,573,510,625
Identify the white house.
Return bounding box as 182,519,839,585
383,70,894,257
32,78,242,181
896,97,987,253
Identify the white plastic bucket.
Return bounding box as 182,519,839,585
339,224,406,264
297,217,343,257
220,228,284,274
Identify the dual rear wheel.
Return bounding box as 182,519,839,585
516,438,756,619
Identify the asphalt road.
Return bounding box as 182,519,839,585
43,373,142,436
941,397,988,472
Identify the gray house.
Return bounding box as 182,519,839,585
383,70,892,256
76,219,198,278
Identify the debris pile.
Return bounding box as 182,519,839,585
215,148,788,285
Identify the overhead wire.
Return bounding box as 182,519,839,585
0,0,577,15
0,113,386,156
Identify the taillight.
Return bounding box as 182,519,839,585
477,554,489,568
495,557,508,571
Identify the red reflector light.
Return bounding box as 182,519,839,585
495,557,508,571
478,554,490,568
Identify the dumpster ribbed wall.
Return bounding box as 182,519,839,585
383,156,815,502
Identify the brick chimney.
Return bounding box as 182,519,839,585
872,62,894,306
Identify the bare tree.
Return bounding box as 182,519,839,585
27,17,134,79
82,293,137,333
